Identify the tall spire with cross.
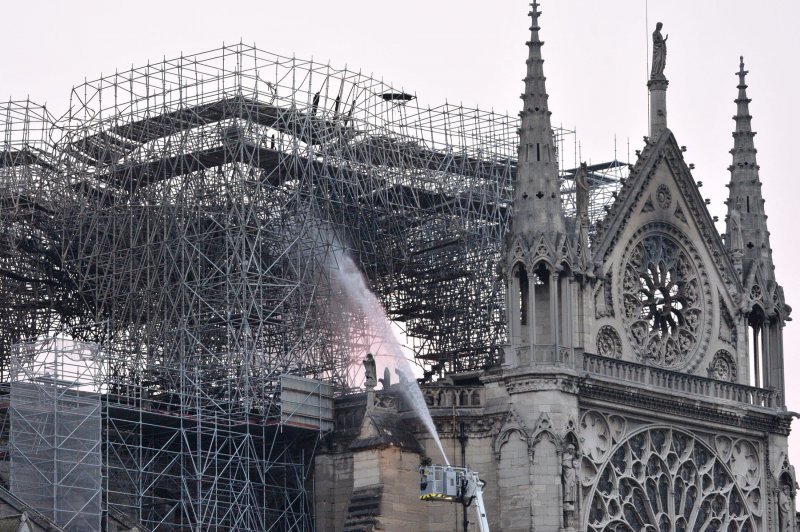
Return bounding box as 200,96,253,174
724,56,775,283
503,2,585,372
510,0,565,238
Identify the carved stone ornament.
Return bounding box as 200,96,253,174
620,227,710,370
580,411,611,464
374,393,398,410
655,184,672,210
513,243,525,262
535,237,549,258
594,272,615,319
674,204,687,223
708,349,737,382
749,284,762,302
585,427,758,531
493,409,530,459
596,325,622,358
562,443,579,509
718,297,738,347
506,375,579,395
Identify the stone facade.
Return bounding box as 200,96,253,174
314,3,795,531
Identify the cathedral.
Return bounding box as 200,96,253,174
316,3,796,531
0,1,793,531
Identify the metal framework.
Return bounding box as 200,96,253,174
10,338,103,530
0,44,624,530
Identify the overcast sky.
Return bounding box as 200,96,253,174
3,1,800,464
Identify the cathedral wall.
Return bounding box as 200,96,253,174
352,448,381,488
530,436,560,528
497,431,531,531
316,445,428,532
421,380,581,530
769,432,791,481
334,371,793,532
314,453,353,532
372,448,428,531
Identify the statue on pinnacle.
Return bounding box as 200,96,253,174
651,22,668,80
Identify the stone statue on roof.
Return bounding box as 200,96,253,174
728,202,744,252
651,22,668,80
364,353,377,389
779,482,795,531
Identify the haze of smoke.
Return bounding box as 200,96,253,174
324,236,449,465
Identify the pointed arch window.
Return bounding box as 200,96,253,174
517,265,529,326
748,305,765,388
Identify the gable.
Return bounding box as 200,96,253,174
590,129,745,375
592,130,740,296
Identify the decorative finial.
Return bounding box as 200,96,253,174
529,1,542,23
650,22,668,80
379,366,392,389
737,56,748,86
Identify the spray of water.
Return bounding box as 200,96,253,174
325,242,449,466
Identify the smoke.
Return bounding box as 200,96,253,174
321,228,449,465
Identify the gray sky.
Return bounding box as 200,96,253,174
4,1,800,463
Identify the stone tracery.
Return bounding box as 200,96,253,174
584,426,758,531
655,184,672,210
596,325,622,358
708,350,737,381
621,230,709,369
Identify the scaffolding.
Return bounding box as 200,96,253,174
0,102,74,383
0,44,624,530
9,338,103,531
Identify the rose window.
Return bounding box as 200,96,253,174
586,428,757,532
621,233,706,368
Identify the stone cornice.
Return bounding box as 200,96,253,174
579,378,791,436
506,373,580,395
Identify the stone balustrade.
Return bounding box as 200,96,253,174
421,385,483,408
582,353,776,408
510,344,575,366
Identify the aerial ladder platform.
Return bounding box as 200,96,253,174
419,464,489,532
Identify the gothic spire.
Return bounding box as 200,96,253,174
725,56,775,283
512,1,565,237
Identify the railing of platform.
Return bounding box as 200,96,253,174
582,352,775,408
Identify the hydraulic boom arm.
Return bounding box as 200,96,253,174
419,464,490,532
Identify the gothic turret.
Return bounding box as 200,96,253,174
512,0,565,236
725,57,775,283
725,57,789,402
503,3,584,369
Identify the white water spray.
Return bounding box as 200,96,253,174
325,242,449,465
